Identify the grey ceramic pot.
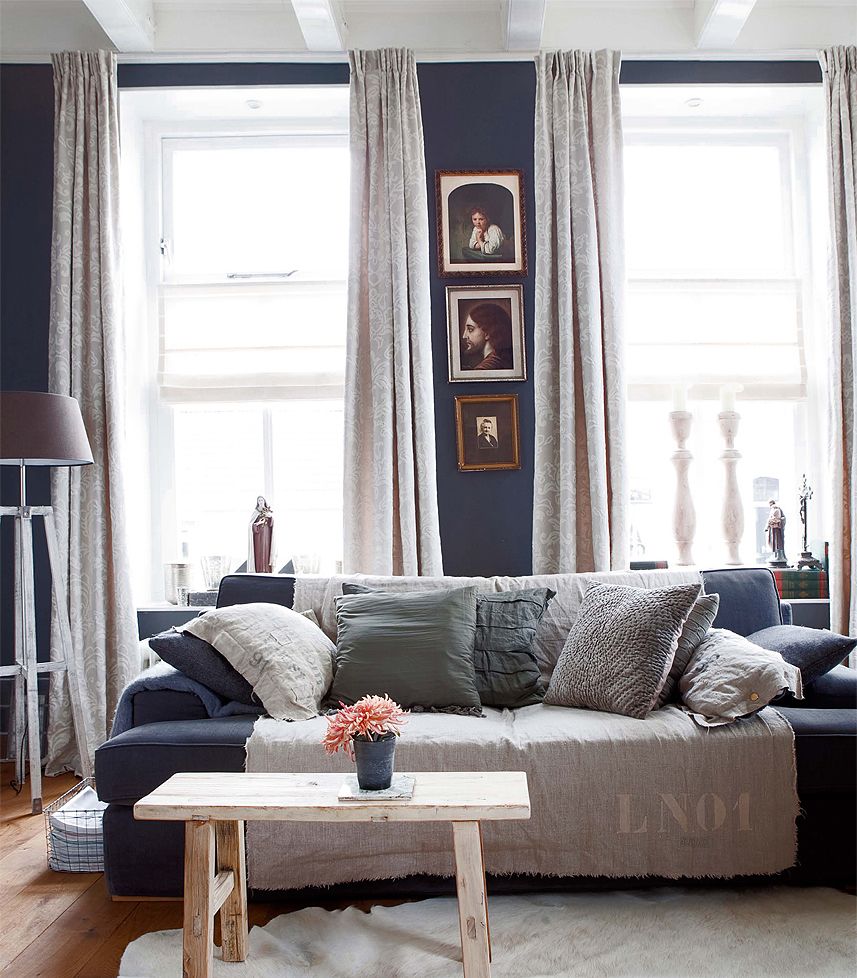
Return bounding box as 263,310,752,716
353,733,397,790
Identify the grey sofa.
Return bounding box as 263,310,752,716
95,567,856,898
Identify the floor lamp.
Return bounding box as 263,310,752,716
0,391,96,813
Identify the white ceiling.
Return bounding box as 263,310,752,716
0,0,854,61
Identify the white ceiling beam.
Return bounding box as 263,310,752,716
695,0,758,49
290,0,345,52
81,0,154,52
504,0,546,51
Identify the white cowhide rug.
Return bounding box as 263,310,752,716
119,887,856,978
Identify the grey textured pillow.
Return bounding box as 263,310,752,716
342,583,554,708
679,628,803,727
181,603,335,720
655,592,720,708
330,586,480,710
544,582,701,719
474,589,555,707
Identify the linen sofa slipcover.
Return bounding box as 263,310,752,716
96,568,857,897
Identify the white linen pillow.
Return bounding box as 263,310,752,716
181,602,334,721
679,628,803,728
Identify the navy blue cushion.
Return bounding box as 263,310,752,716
701,567,783,636
775,706,857,794
747,625,856,685
149,629,255,705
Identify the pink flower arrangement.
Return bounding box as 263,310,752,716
323,695,409,758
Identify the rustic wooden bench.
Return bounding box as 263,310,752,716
134,770,530,978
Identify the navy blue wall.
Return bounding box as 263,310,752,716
419,62,536,576
1,65,55,670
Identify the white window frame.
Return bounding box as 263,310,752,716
131,107,349,599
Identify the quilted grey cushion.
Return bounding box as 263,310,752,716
655,592,720,708
544,582,701,719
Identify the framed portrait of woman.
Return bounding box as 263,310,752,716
446,285,525,382
435,170,527,276
454,394,520,472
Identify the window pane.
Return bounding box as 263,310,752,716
173,405,266,570
167,141,349,279
270,401,343,570
628,401,801,567
624,141,789,276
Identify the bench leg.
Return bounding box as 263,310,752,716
216,820,248,962
184,820,215,978
452,820,491,978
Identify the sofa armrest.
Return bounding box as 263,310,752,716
131,688,210,727
780,600,793,625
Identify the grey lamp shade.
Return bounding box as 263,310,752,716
0,391,94,466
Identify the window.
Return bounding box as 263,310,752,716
621,86,829,567
120,87,350,601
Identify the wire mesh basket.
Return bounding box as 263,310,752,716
44,776,107,872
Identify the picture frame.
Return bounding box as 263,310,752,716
446,285,526,383
454,394,521,472
436,170,527,277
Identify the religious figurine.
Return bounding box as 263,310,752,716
248,495,276,574
796,474,824,571
765,499,789,567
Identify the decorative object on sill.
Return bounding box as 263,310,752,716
0,390,96,813
669,399,696,566
796,474,825,571
163,562,193,605
187,590,218,607
248,496,276,573
323,695,409,791
771,568,829,600
718,384,744,565
200,553,232,590
765,498,789,568
44,776,106,872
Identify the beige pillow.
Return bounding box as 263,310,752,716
679,628,803,728
181,602,334,720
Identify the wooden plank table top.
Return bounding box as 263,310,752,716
134,771,530,823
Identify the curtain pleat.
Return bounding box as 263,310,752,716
820,46,857,636
46,51,139,773
343,49,443,575
532,50,627,574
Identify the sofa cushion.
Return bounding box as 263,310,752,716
746,625,856,685
655,592,720,708
775,706,857,794
776,664,857,710
544,582,701,719
330,587,481,711
181,603,335,720
701,567,783,636
680,629,802,727
95,715,257,805
148,629,255,706
342,583,555,708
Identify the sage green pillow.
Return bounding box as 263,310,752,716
329,586,480,710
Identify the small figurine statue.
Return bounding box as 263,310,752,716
248,496,276,574
796,474,824,571
765,499,789,567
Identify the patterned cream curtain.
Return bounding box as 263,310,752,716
532,51,627,574
47,51,139,773
343,49,443,575
820,46,857,636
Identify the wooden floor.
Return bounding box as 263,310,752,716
0,766,382,978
